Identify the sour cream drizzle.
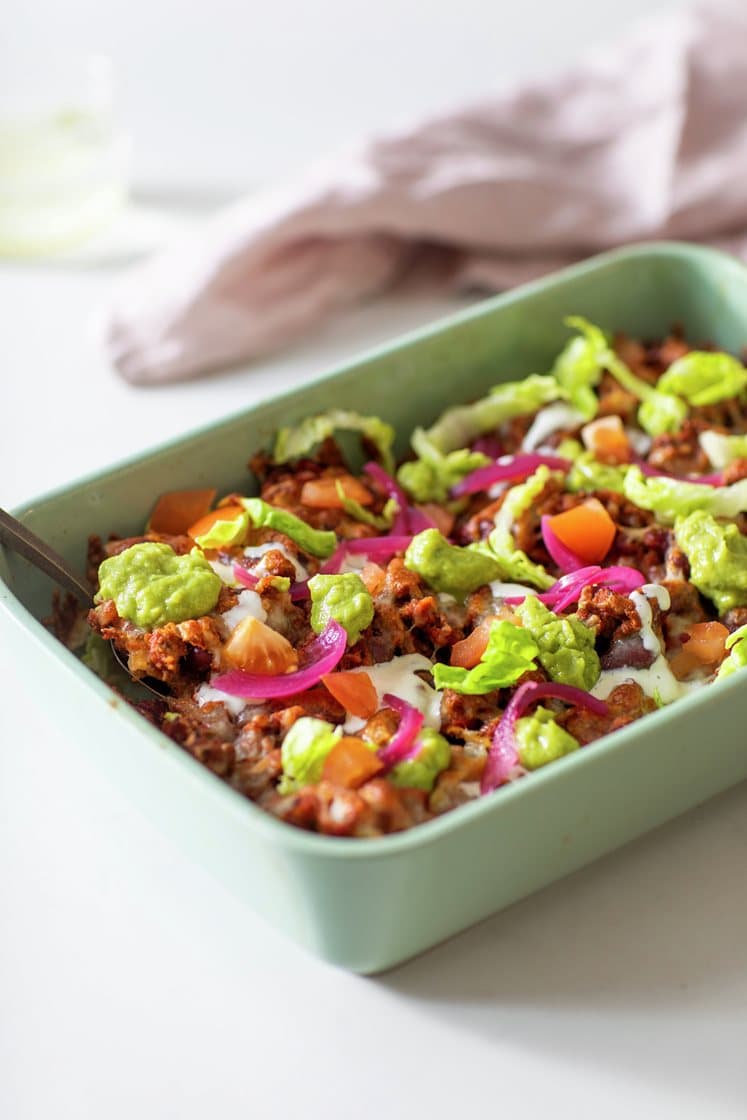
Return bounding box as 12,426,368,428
243,541,308,581
591,583,700,704
343,654,442,733
221,589,267,631
521,403,585,452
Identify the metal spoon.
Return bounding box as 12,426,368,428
0,507,169,697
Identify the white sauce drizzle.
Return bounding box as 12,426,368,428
195,682,247,717
340,552,368,574
591,582,701,704
209,558,241,586
522,404,585,452
342,653,442,733
626,428,652,456
221,589,267,631
490,581,538,602
243,541,308,581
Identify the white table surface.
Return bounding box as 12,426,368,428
4,2,747,1117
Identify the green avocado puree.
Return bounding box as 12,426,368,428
95,542,221,629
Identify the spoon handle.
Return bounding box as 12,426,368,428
0,508,92,604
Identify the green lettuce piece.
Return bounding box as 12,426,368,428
194,510,250,550
308,572,374,645
657,351,747,406
336,482,398,530
389,728,451,791
623,466,747,525
551,315,606,420
556,437,584,461
273,410,395,473
699,431,747,470
405,529,503,602
566,450,629,494
717,624,747,680
515,706,580,770
516,595,600,690
397,428,489,503
267,576,291,592
278,717,342,795
81,632,119,683
674,511,747,613
565,316,688,437
241,497,337,558
637,393,689,437
432,620,538,694
422,375,565,454
478,466,556,590
709,479,747,519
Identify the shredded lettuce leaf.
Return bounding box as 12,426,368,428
273,410,395,473
699,430,747,470
421,375,565,455
81,632,119,683
556,437,584,461
432,620,538,694
335,482,398,530
564,316,688,437
397,428,489,502
566,450,629,494
475,466,557,589
551,316,606,420
623,466,747,524
194,509,250,550
717,624,747,680
657,351,747,406
241,497,337,558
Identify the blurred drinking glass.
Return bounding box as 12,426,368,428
0,54,130,258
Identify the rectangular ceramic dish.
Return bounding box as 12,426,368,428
3,242,747,973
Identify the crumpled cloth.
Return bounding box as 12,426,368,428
106,0,747,385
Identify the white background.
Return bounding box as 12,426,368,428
5,1,747,1118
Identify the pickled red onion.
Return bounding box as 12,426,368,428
212,620,346,699
363,462,410,534
452,454,571,497
377,694,425,768
504,564,646,611
633,457,722,486
540,515,586,573
363,461,436,534
481,681,609,794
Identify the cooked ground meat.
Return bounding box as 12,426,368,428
647,419,712,477
559,682,657,744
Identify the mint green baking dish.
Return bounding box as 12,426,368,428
3,242,747,974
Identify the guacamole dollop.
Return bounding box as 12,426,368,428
405,528,502,602
95,542,221,629
389,728,451,791
674,510,747,613
515,706,580,770
308,572,374,646
516,595,600,690
278,717,342,795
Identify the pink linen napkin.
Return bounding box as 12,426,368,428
107,0,747,385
